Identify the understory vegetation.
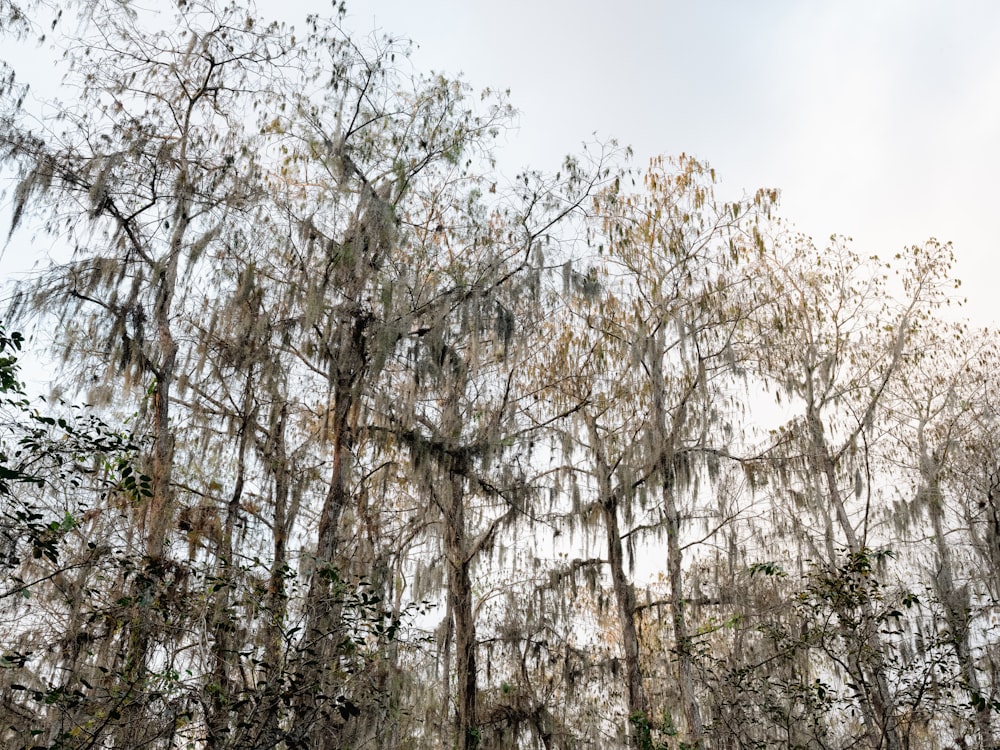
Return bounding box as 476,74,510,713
2,1,999,748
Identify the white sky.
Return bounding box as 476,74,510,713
3,1,999,324
325,0,1000,324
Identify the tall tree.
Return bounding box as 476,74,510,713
885,320,1000,747
3,2,304,742
748,236,957,750
0,1,517,745
542,155,775,747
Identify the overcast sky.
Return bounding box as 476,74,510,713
323,0,1000,324
4,1,999,324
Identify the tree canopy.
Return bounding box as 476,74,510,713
2,2,998,749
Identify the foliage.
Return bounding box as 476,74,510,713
2,1,999,748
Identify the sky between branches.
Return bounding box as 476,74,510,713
4,0,999,324
328,0,1000,324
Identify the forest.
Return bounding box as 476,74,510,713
1,1,999,748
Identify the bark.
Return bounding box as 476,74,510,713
648,346,704,748
445,472,478,750
804,385,902,750
293,416,350,742
602,494,647,734
146,250,179,562
438,384,479,750
585,416,648,746
204,369,254,748
294,309,370,739
253,402,294,749
114,172,186,749
664,483,704,747
441,597,454,739
918,427,995,750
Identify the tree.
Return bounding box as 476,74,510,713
882,319,1000,747
744,235,959,749
0,0,520,745
0,323,159,748
5,1,996,748
538,155,776,747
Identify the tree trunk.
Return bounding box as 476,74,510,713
293,416,350,742
586,417,648,745
664,482,704,747
602,496,648,739
806,397,903,750
294,309,369,740
114,190,185,748
919,434,995,750
648,344,703,747
204,369,256,748
445,472,478,750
